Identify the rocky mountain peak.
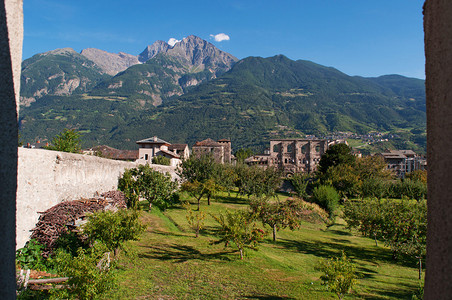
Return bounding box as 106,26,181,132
138,40,171,62
41,48,78,57
80,48,140,75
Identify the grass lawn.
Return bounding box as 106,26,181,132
104,192,422,299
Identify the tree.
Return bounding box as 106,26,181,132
118,165,179,210
118,169,140,209
45,128,82,153
354,155,393,181
343,199,384,246
235,148,254,163
179,155,223,208
83,209,146,257
211,210,265,259
235,165,282,199
344,199,427,279
318,143,355,175
289,172,311,199
184,202,206,238
134,165,178,210
324,164,360,199
311,185,340,219
249,198,304,241
317,251,358,300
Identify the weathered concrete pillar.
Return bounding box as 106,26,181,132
0,0,22,297
424,0,452,298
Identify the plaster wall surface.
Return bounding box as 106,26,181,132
16,148,178,248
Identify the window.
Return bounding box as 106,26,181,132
301,145,306,154
315,145,320,152
287,144,293,153
273,144,280,153
145,154,149,160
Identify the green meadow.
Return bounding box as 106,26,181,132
105,192,422,300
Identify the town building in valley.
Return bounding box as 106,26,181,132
378,149,427,178
192,138,232,164
245,139,331,175
136,136,189,166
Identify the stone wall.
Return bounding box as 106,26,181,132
16,147,178,248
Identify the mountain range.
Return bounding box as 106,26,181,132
18,36,426,153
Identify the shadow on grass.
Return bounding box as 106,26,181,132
277,238,415,270
242,295,296,300
151,229,189,238
215,194,250,205
326,229,353,236
138,243,234,262
359,284,417,300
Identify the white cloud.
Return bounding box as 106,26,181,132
210,33,230,42
168,38,181,47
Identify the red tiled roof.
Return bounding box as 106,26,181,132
90,145,138,161
193,138,222,147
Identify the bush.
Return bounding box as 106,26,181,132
45,128,81,153
317,251,358,300
152,155,171,165
51,243,116,300
388,179,427,200
211,210,265,259
16,239,47,271
83,209,146,257
118,165,179,210
360,178,390,199
311,185,340,219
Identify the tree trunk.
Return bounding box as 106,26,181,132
273,224,277,242
197,197,201,211
239,248,244,260
195,224,199,238
419,256,422,280
207,195,211,206
374,233,378,247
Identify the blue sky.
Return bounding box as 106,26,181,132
23,0,425,79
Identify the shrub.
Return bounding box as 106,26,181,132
45,128,81,153
51,243,116,300
16,239,47,271
83,209,146,257
317,251,358,300
211,210,265,259
152,155,171,166
311,185,340,219
118,165,179,210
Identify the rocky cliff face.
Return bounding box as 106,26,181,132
20,36,238,106
20,48,109,106
138,35,238,75
80,48,140,75
168,35,238,75
138,40,171,62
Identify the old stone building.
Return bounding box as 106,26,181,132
136,136,189,166
192,138,232,163
245,139,329,175
268,139,329,174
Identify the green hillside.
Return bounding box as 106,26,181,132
19,55,426,152
20,48,111,105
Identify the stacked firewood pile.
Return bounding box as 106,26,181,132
30,190,127,257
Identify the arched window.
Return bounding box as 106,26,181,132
287,144,293,152
273,144,280,153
